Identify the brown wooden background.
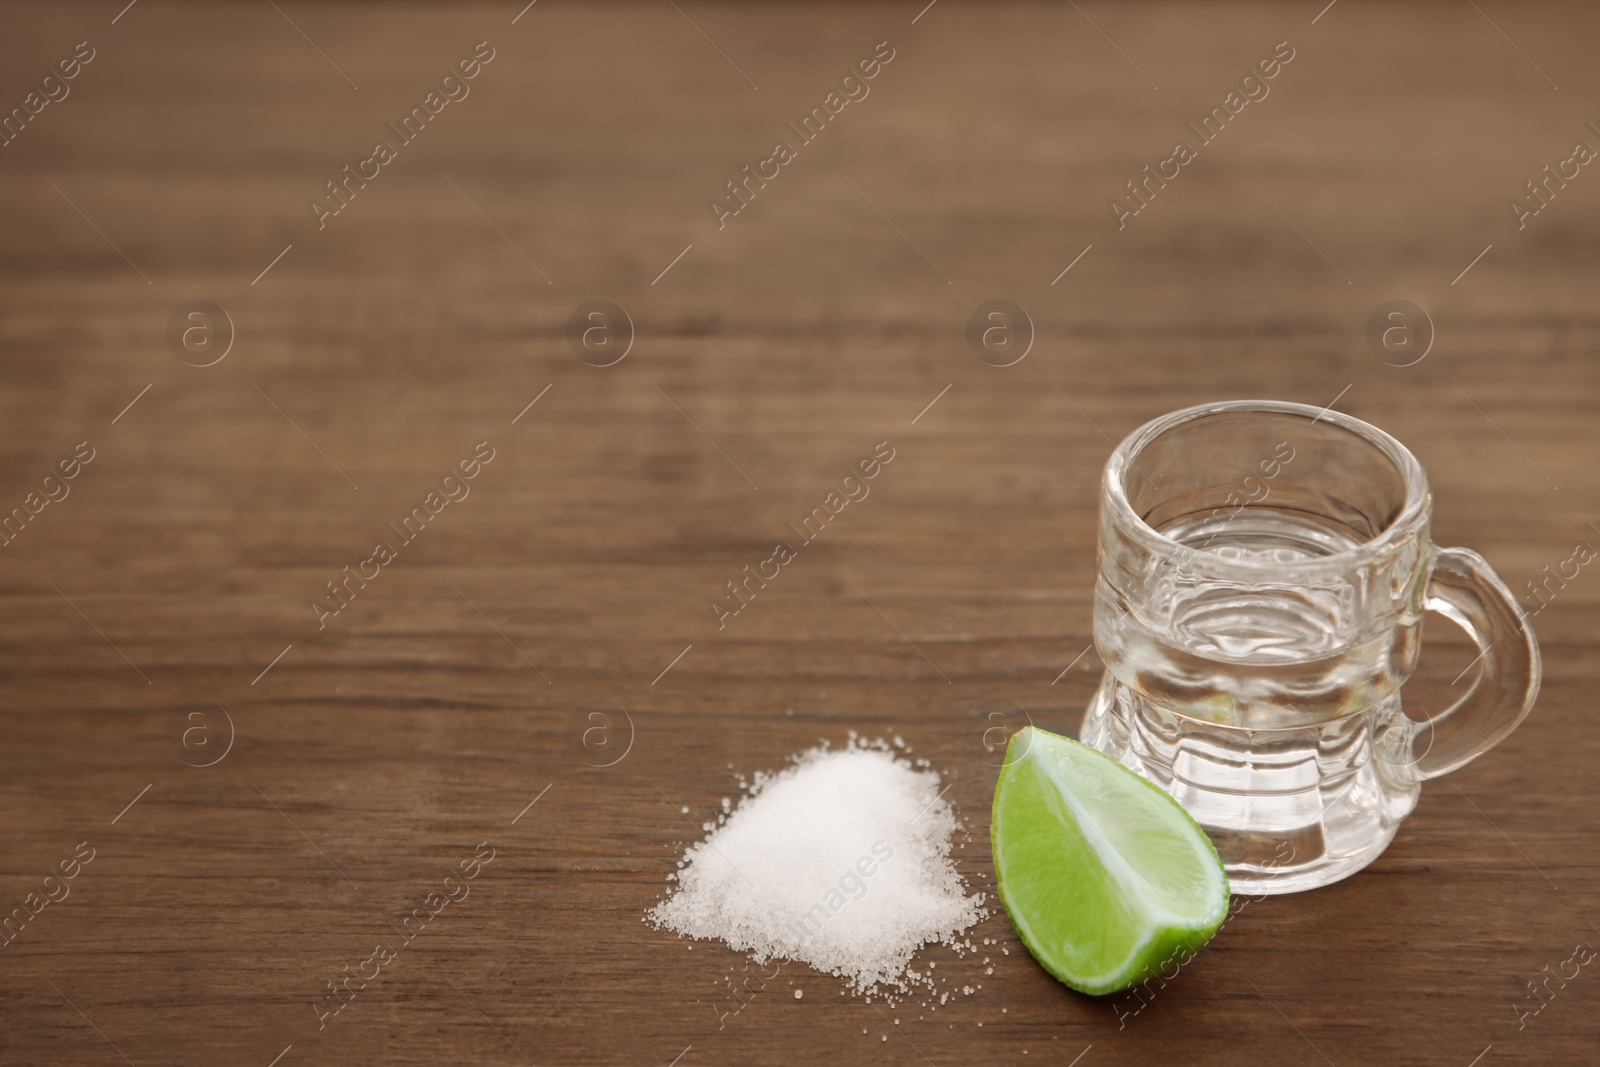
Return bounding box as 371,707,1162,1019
1,2,1596,1064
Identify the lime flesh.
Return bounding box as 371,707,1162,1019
991,726,1229,995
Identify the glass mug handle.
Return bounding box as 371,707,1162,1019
1411,546,1542,778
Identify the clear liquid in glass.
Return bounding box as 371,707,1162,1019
1081,509,1424,894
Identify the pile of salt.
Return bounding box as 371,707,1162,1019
648,741,984,993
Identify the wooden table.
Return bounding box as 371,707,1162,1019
1,2,1595,1064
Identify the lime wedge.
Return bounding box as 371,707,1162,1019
991,726,1228,995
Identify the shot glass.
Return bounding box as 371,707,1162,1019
1080,400,1540,894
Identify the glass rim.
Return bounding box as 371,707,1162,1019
1103,399,1432,573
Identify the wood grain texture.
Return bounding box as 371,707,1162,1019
0,2,1596,1064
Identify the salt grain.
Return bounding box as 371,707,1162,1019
648,741,985,994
